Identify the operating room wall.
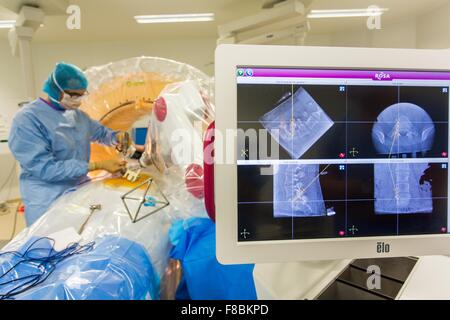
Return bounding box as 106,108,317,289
0,42,24,202
306,17,417,48
416,2,450,49
258,18,416,48
31,37,216,89
371,18,417,49
306,1,450,49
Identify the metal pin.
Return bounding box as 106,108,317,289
79,204,102,234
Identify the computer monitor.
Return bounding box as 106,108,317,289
215,44,450,264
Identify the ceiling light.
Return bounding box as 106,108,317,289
135,13,215,24
307,8,388,19
0,20,15,29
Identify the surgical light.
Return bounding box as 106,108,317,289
134,13,215,24
307,8,388,19
0,20,15,29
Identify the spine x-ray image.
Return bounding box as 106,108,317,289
372,103,435,214
374,163,433,214
274,163,330,218
260,87,334,159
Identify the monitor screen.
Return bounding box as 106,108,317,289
236,67,450,242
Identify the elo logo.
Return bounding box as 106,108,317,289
377,242,390,253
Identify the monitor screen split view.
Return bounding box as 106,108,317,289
236,67,449,242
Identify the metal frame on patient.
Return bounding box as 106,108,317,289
121,178,170,223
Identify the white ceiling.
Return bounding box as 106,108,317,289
0,0,449,42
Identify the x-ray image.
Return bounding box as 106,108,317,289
237,81,449,239
260,87,334,159
274,163,333,218
372,102,435,214
372,103,435,156
374,163,433,214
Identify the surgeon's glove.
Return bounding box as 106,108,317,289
89,159,127,174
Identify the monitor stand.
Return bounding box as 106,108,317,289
253,259,352,300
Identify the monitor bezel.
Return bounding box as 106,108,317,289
215,44,450,264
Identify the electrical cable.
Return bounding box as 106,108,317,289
0,237,95,300
0,163,17,217
0,205,9,216
0,165,20,243
0,162,16,196
98,99,154,123
7,201,20,241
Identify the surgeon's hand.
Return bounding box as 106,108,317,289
89,159,127,174
115,131,131,155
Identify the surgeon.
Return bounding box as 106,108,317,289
9,62,130,226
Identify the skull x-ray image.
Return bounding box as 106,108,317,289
372,102,435,156
260,87,334,159
372,103,435,214
274,163,331,218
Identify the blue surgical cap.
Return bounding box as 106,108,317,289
43,62,88,101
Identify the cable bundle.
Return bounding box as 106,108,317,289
0,237,94,300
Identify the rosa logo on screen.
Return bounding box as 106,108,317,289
373,72,392,81
377,242,390,253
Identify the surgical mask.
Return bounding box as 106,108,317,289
59,94,83,110
49,72,85,110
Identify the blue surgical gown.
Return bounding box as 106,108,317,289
8,99,117,225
